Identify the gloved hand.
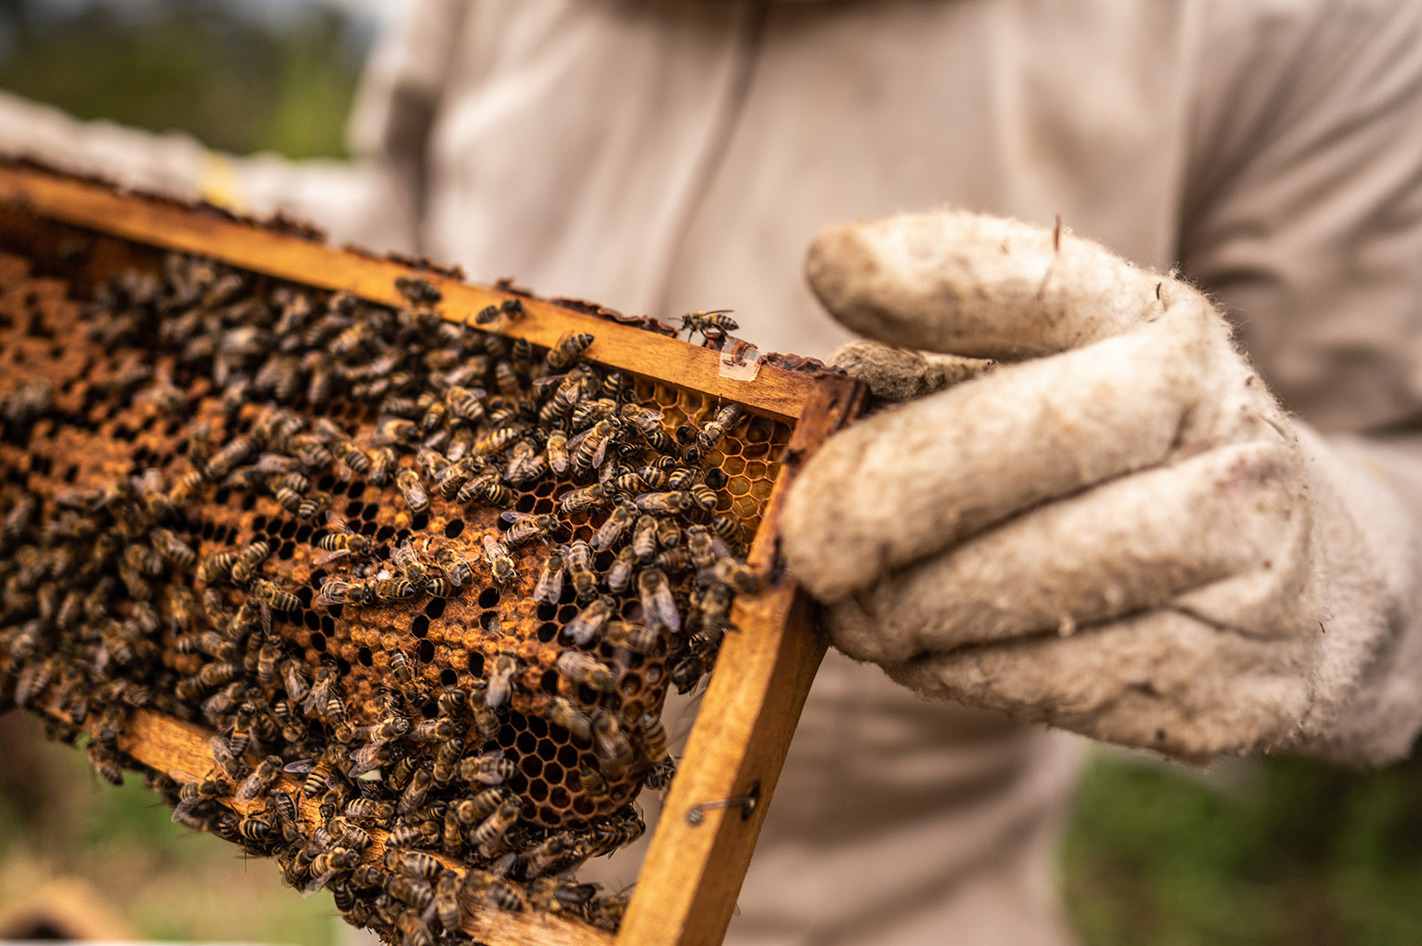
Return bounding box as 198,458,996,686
781,209,1419,763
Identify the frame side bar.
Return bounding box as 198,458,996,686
616,376,865,946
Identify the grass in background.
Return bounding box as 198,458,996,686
1062,750,1422,946
0,0,363,159
0,714,339,943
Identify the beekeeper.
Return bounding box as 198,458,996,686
5,1,1422,943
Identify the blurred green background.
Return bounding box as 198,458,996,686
3,1,1422,944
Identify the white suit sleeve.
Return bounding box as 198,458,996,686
1180,0,1422,764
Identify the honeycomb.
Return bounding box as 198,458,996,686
0,242,791,942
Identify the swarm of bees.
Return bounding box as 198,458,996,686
0,250,788,944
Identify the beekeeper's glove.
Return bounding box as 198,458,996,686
782,210,1422,764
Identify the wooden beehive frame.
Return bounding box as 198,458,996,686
0,161,863,946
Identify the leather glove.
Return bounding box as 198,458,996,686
781,210,1422,764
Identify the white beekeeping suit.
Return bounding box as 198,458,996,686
5,2,1422,943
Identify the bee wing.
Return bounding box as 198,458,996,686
302,870,336,897
312,548,352,567
590,517,623,552
631,407,665,432
325,510,356,535
282,758,317,775
392,539,418,569
566,426,596,452
498,510,534,525
642,578,682,634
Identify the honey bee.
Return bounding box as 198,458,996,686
688,482,719,513
306,848,360,892
619,402,666,435
349,741,400,779
432,735,465,785
392,539,430,591
172,774,231,823
527,877,600,916
408,718,458,743
602,620,660,655
235,754,284,801
230,541,272,587
313,577,365,610
709,556,762,593
557,482,609,514
556,650,615,693
655,545,695,573
592,500,638,551
379,418,419,444
680,308,738,339
591,711,635,778
432,456,473,499
330,815,373,851
473,422,525,457
570,397,617,430
607,546,638,594
638,568,682,634
467,869,527,913
374,576,418,603
546,429,570,475
588,805,646,857
472,800,521,858
571,419,617,478
86,742,125,786
252,578,300,613
635,490,693,514
543,696,592,741
396,274,442,304
546,331,595,370
563,596,615,646
693,581,735,641
657,515,682,550
500,511,556,546
385,847,443,881
698,402,743,450
453,787,510,829
396,468,430,516
369,446,398,486
467,685,502,744
685,525,719,569
564,540,597,600
266,790,299,841
398,767,435,816
394,903,436,946
291,434,335,470
205,435,254,480
389,819,442,849
710,512,743,545
430,548,471,589
315,513,374,565
430,870,462,933
485,653,520,709
502,439,547,485
196,549,238,584
369,712,413,746
533,550,565,605
460,751,517,786
444,384,487,423
345,797,397,824
237,812,276,848
632,514,659,561
149,528,196,568
482,535,517,588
